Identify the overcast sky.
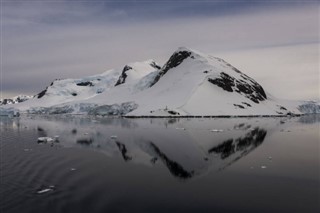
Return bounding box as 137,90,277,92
1,0,319,100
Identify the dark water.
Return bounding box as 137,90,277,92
1,115,319,213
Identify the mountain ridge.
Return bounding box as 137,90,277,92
1,47,318,116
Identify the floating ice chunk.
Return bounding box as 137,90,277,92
210,129,224,132
268,156,272,160
175,127,185,130
110,135,118,139
37,137,54,143
36,185,55,194
261,166,267,169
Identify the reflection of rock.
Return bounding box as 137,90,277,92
237,128,266,150
115,141,132,161
76,138,94,145
208,139,234,159
167,118,179,124
149,143,193,179
234,123,251,130
37,126,47,137
208,128,267,160
14,116,273,180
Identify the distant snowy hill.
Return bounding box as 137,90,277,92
0,95,33,105
1,47,318,116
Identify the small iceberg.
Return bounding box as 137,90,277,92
36,185,55,194
110,135,118,139
210,129,224,132
37,137,54,143
175,127,186,130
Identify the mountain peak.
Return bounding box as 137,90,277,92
176,46,192,52
114,60,161,87
149,47,196,87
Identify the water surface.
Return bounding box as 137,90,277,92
1,115,319,213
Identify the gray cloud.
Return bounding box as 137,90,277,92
1,1,319,100
219,43,319,100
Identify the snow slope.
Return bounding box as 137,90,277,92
9,60,160,112
1,47,314,116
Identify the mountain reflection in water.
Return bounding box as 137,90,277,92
0,116,274,180
1,115,319,213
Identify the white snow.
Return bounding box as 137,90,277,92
37,137,54,143
36,186,55,194
210,129,224,132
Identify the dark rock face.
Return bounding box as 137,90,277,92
242,102,252,107
279,106,287,110
37,81,56,99
115,65,132,86
208,72,267,104
15,97,26,103
0,99,13,105
162,50,192,73
150,61,161,70
167,110,180,115
76,81,93,87
208,73,234,92
150,50,192,87
37,88,48,99
233,104,245,109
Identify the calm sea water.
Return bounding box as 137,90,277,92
1,115,319,213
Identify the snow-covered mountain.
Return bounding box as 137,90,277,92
0,95,33,105
0,47,317,116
